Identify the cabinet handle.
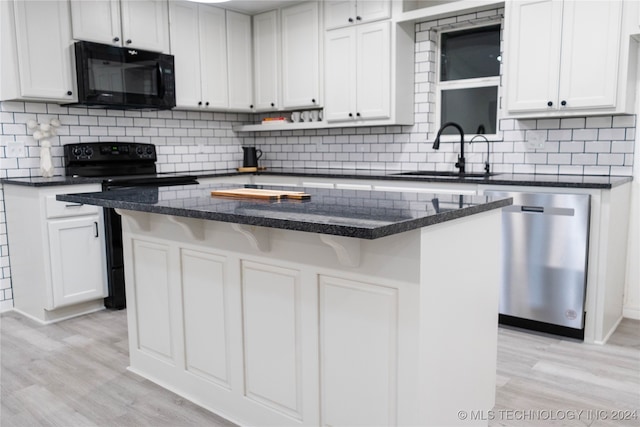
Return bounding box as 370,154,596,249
126,39,132,45
348,113,353,117
271,102,275,107
94,221,99,238
547,101,553,107
348,17,354,23
561,100,567,106
198,101,202,106
65,203,83,207
205,101,209,106
356,112,361,117
250,104,254,109
66,91,73,96
113,36,120,42
356,15,362,21
312,98,316,103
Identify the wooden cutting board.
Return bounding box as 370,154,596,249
211,188,311,200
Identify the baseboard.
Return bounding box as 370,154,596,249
623,306,640,320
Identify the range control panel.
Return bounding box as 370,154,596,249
64,142,157,164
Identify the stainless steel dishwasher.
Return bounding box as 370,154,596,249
485,191,591,339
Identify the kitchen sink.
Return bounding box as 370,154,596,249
393,171,497,179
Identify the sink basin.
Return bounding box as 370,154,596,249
393,171,496,179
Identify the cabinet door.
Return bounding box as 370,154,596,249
558,0,621,110
48,216,107,309
120,0,169,53
281,2,320,109
324,28,357,122
169,1,202,109
13,0,76,102
253,10,280,111
355,0,391,24
200,6,229,109
356,21,390,120
70,0,121,46
226,10,254,111
504,0,562,112
324,1,357,30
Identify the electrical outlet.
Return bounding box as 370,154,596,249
7,141,26,157
525,133,546,150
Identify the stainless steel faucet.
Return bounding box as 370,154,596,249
432,122,466,174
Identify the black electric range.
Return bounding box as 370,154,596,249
64,142,199,309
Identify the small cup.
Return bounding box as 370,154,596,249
291,111,301,122
310,110,320,121
302,111,311,122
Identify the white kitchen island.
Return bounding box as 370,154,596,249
58,183,511,426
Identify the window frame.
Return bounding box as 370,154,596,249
434,22,502,142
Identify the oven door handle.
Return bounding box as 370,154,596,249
94,221,99,238
157,62,165,98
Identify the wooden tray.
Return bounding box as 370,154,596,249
211,188,310,200
236,166,267,173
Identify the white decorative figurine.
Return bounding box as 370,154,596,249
27,119,61,178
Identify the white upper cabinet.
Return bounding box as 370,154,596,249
281,1,320,109
169,1,228,110
324,21,390,123
253,2,320,112
504,0,634,117
324,0,390,30
5,0,76,102
253,10,280,111
70,0,170,53
226,10,254,111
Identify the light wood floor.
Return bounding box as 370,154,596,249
1,309,638,427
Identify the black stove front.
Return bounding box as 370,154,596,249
64,142,199,309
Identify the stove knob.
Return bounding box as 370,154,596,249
84,147,93,156
146,146,153,155
136,146,144,155
72,146,82,156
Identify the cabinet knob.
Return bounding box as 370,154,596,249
348,17,354,23
356,112,361,117
126,39,132,45
113,37,120,42
356,16,362,21
205,101,210,106
547,101,553,107
271,102,275,107
250,104,254,109
348,113,353,117
198,101,202,106
66,90,73,96
312,98,316,103
561,100,567,106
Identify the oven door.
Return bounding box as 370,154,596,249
74,41,175,109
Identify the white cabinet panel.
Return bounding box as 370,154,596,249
120,0,169,52
70,0,121,46
48,216,106,309
319,275,398,426
200,6,229,109
505,0,626,116
253,11,280,111
168,1,202,108
181,249,230,388
242,261,302,420
324,27,357,122
324,0,390,30
13,0,76,102
132,239,174,363
226,10,253,111
281,1,320,109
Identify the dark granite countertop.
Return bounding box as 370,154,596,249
4,167,632,189
56,183,512,239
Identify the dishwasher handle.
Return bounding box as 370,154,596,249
503,204,575,217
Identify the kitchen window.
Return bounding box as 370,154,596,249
436,24,501,136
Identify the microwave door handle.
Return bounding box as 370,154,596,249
156,63,165,98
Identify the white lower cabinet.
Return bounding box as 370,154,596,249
4,184,108,323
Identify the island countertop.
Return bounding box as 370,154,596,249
56,183,512,239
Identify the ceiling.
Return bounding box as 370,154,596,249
219,0,294,14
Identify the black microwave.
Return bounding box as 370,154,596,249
73,41,176,110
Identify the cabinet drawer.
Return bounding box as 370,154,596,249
45,196,100,219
